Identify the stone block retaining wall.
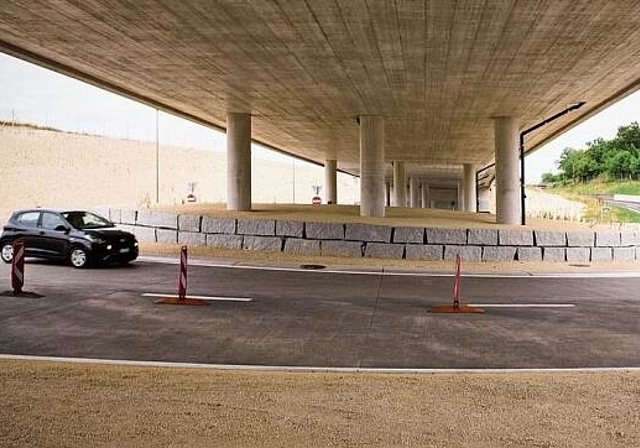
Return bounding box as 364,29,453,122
108,208,640,263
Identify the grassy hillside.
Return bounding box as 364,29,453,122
545,180,640,223
550,179,640,196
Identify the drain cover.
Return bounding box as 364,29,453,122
299,264,326,270
568,264,591,268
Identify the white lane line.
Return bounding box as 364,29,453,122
2,354,639,374
469,303,575,308
142,293,252,302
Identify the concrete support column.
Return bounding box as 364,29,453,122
494,117,520,224
463,163,476,212
392,161,406,207
457,181,463,211
359,115,385,217
385,181,391,207
227,112,252,211
421,183,429,208
324,159,337,204
410,177,419,208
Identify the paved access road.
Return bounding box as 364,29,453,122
1,257,639,369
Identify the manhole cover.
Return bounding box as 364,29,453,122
299,264,326,270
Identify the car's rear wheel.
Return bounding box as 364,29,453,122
1,243,13,263
69,247,90,268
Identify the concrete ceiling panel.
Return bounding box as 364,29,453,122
1,1,640,179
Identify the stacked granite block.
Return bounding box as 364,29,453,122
108,208,640,263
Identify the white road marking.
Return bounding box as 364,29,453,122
142,293,252,302
469,303,575,308
1,354,639,374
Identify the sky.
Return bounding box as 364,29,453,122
1,52,639,182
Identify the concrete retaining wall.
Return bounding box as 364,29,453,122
112,208,640,263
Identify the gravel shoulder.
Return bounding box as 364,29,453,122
1,360,639,447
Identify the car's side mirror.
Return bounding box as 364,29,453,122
54,225,70,233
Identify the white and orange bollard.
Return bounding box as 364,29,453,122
11,239,25,295
178,245,188,300
156,246,208,306
430,255,484,313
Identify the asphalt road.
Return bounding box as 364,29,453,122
1,257,640,369
609,199,640,215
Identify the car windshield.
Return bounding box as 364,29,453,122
62,211,115,229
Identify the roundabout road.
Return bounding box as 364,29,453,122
1,257,639,369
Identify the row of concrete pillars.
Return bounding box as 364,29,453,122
385,162,477,212
226,113,520,225
383,177,474,211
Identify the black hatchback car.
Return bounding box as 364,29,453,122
0,209,138,268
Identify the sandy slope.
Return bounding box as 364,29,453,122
0,126,356,217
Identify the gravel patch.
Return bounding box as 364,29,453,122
1,360,639,447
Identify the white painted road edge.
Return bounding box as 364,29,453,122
469,303,575,308
142,293,252,302
2,354,640,374
138,255,640,279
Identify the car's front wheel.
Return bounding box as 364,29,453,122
1,243,13,263
69,246,91,268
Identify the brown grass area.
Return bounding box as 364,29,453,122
1,360,639,448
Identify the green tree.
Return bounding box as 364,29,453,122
572,151,598,181
541,171,560,184
552,122,640,182
604,150,635,179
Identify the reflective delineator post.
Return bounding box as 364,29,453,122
452,254,461,309
11,239,25,295
178,245,187,301
156,246,208,306
430,255,484,314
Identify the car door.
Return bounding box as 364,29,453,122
12,211,43,256
38,212,70,258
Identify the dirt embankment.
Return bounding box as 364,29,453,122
0,126,355,217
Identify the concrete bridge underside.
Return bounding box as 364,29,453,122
2,1,640,221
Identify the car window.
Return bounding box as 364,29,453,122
62,212,114,229
41,212,68,231
15,212,40,228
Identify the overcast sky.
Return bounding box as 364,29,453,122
1,52,639,182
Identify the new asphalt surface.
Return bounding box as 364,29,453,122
1,256,640,369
